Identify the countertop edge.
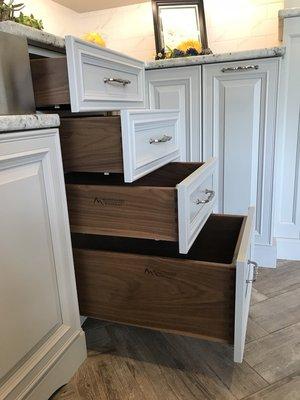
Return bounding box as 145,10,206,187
145,46,285,70
0,114,60,134
0,21,65,49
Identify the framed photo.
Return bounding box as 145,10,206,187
152,0,209,58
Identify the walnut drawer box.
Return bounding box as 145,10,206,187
30,36,145,112
59,110,182,183
72,208,256,363
65,160,217,254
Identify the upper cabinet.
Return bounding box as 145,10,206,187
202,58,279,264
31,36,146,112
146,66,201,161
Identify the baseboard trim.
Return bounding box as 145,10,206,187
254,243,277,268
276,237,300,260
25,331,86,400
2,330,86,400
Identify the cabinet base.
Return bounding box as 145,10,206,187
254,243,277,268
276,237,300,261
4,331,86,400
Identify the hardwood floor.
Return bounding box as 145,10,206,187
52,260,300,400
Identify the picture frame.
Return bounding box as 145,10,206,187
151,0,209,59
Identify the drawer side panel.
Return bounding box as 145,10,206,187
60,116,123,173
66,184,178,241
74,249,235,343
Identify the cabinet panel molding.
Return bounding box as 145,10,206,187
275,18,300,254
146,66,201,161
0,129,86,400
203,58,279,257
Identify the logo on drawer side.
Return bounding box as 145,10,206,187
144,267,173,280
94,197,125,206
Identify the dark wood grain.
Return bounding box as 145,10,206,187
65,162,203,241
60,116,123,173
50,261,300,400
30,57,70,107
74,248,236,343
67,184,178,240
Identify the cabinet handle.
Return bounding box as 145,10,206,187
221,65,259,73
149,134,172,144
103,77,131,86
246,260,259,283
195,189,215,204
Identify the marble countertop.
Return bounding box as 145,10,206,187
146,46,285,70
279,7,300,20
0,114,60,133
0,13,292,71
0,21,65,49
278,7,300,41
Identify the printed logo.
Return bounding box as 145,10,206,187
94,197,125,206
144,267,173,279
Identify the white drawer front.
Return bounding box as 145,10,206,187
65,36,145,112
121,109,182,183
177,158,217,253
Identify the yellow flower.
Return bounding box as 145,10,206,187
83,32,106,47
177,39,202,53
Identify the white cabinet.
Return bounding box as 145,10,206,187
203,58,280,266
0,129,86,400
120,109,181,182
65,36,145,112
275,16,300,259
146,66,201,161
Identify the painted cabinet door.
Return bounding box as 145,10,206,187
203,58,279,265
275,17,300,260
0,130,86,400
146,66,201,161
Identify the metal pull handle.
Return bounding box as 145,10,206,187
195,189,215,205
103,77,131,86
149,134,172,144
246,260,259,283
221,65,259,73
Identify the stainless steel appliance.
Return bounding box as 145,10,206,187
0,31,35,114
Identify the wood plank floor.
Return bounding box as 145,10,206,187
52,260,300,400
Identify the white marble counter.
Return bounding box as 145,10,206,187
279,7,300,20
0,114,60,133
0,21,65,49
146,46,285,70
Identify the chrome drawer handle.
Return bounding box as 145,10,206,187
246,260,259,283
195,189,215,205
103,77,131,86
149,134,172,144
221,65,259,73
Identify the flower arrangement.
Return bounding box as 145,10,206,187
0,0,44,30
83,32,106,47
156,39,212,60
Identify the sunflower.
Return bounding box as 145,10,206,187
177,39,202,53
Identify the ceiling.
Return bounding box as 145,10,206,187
53,0,149,13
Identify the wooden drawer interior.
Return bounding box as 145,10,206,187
30,57,70,108
59,115,123,173
72,214,243,265
65,162,203,241
72,214,245,343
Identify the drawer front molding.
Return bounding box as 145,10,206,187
65,36,145,112
177,157,217,253
121,109,182,182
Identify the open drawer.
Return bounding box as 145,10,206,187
65,159,217,254
72,208,256,362
59,109,182,182
30,36,145,112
